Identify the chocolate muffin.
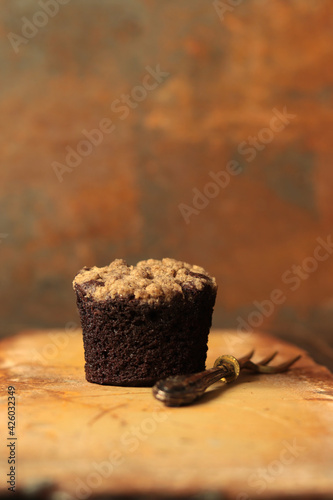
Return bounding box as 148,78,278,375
73,258,217,387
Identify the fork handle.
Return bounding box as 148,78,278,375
152,355,240,407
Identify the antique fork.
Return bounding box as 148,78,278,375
152,350,301,406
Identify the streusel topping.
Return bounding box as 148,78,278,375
73,258,216,303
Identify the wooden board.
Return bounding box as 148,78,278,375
1,329,333,499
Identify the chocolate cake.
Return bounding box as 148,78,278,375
73,258,217,387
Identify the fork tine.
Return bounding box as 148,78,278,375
256,351,278,366
238,350,255,366
243,354,301,374
266,354,301,373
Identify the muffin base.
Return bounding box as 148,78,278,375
75,283,216,386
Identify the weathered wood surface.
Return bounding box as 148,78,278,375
0,329,333,499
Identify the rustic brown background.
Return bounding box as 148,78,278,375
1,0,333,368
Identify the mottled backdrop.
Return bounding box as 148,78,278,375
1,0,333,367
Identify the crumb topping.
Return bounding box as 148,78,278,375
73,258,217,303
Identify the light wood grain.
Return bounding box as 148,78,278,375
0,329,333,499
